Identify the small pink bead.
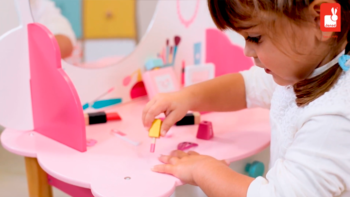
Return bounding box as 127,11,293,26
86,139,97,147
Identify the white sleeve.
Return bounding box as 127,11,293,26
30,0,76,46
247,114,350,197
240,66,277,109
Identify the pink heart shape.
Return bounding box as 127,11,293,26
123,76,132,86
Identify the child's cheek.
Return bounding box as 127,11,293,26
256,45,275,68
260,50,286,73
256,54,272,69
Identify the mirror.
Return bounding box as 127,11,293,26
0,0,20,39
29,0,158,68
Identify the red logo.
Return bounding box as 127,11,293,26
320,3,341,32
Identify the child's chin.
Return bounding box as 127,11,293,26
272,76,294,86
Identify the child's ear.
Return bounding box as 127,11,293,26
309,0,337,41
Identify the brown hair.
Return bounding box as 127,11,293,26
208,0,350,107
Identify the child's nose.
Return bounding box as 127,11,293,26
244,44,256,58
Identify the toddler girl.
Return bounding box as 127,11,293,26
143,0,350,196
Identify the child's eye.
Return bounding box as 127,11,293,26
246,35,261,44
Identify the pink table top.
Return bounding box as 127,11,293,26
1,97,270,197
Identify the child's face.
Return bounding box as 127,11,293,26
238,16,340,86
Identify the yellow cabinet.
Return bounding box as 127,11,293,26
83,0,136,39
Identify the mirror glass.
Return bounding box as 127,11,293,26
29,0,158,68
0,0,20,39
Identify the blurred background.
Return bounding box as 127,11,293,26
29,0,158,68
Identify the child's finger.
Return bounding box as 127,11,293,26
169,157,179,165
152,164,174,175
144,103,167,127
159,155,170,163
187,151,199,155
159,155,179,165
169,150,187,158
160,111,178,136
142,99,157,126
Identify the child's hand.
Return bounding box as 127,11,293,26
142,92,193,136
152,150,229,185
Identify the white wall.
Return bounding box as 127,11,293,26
0,0,20,38
136,0,158,41
224,29,246,49
136,0,246,51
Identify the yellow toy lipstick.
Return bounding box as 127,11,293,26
149,119,162,153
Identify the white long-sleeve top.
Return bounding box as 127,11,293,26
240,51,350,197
30,0,76,46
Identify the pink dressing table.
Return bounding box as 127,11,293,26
1,98,270,197
0,23,270,197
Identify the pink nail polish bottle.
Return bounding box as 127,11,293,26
196,121,213,140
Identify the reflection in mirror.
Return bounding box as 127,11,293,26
29,0,158,68
0,0,20,38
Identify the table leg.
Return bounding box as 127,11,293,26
25,157,53,197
